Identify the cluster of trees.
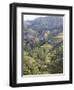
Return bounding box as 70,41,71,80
23,42,63,75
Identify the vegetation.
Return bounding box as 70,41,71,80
23,41,63,75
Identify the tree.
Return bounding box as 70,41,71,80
47,46,63,74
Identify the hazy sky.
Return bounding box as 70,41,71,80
23,15,46,21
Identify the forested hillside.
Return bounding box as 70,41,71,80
23,15,63,75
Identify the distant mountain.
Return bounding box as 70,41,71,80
23,16,63,49
24,16,63,33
